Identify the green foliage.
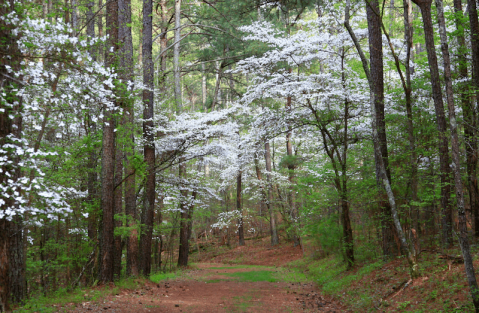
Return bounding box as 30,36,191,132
279,155,304,169
149,272,180,283
217,270,278,282
308,215,343,258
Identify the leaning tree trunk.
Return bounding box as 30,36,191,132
411,0,453,248
435,0,479,309
139,0,155,277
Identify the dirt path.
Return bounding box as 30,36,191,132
68,263,344,312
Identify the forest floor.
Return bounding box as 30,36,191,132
22,237,345,312
17,235,478,312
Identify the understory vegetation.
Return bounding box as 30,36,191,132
3,0,479,311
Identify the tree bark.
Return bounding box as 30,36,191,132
113,137,123,280
435,0,479,309
99,0,118,283
10,167,25,305
0,29,14,304
411,0,453,248
174,0,182,112
264,142,279,245
118,0,138,278
466,0,479,238
211,61,224,111
365,0,396,258
237,170,245,246
285,94,299,246
0,218,10,312
71,0,78,32
158,0,168,90
340,52,354,267
345,0,419,278
402,0,419,247
86,1,99,282
202,63,207,111
178,159,189,267
140,0,155,277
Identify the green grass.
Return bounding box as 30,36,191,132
149,271,180,283
206,278,231,283
13,278,144,313
287,255,384,311
208,265,268,270
274,267,308,284
220,270,278,282
231,294,254,312
14,276,157,313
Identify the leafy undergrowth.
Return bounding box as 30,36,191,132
14,277,148,313
288,249,477,312
16,268,190,312
198,235,478,311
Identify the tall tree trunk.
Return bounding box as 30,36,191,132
10,105,25,305
118,0,138,278
99,0,118,283
0,218,10,312
178,159,189,267
340,51,354,267
264,142,279,245
158,0,168,89
402,0,419,247
86,0,99,282
71,0,78,32
211,61,224,111
237,170,245,246
254,156,267,218
113,139,123,280
411,0,453,248
174,0,182,112
454,0,479,237
140,0,155,277
0,8,16,303
468,0,479,107
466,0,479,238
365,0,395,258
345,0,419,278
97,0,103,61
285,95,299,246
86,116,99,279
435,0,479,309
202,63,207,111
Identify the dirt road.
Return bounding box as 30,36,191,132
69,263,344,312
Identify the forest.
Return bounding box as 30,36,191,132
2,0,479,311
